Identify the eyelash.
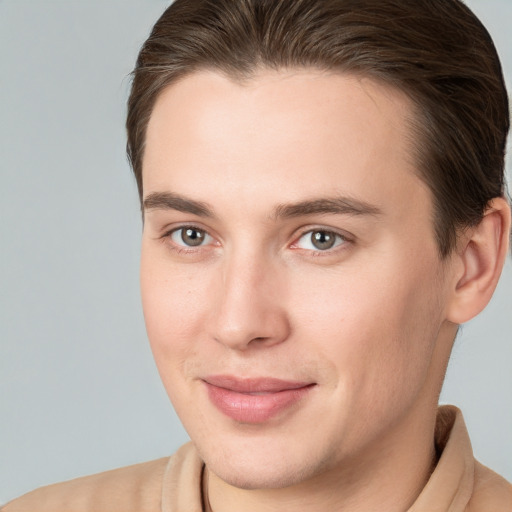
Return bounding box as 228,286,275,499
291,229,350,255
160,225,352,256
160,225,215,254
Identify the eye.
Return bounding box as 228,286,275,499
169,226,213,247
294,229,347,251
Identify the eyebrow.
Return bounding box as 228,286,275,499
143,191,383,220
272,197,383,219
143,192,215,217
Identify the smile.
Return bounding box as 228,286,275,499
203,376,316,424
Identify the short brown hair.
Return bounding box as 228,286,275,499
127,0,509,256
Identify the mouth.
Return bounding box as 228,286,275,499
202,375,316,424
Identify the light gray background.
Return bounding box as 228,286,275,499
1,0,511,504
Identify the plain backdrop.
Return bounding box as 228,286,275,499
1,0,511,504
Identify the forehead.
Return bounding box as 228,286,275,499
143,69,429,222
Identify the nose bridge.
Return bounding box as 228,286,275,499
211,243,289,350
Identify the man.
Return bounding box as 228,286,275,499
3,0,511,510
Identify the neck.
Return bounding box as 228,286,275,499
205,404,439,512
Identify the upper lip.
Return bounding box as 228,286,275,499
203,375,314,393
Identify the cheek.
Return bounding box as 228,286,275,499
140,253,215,421
140,249,209,369
289,257,443,405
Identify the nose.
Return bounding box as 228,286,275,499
209,252,290,351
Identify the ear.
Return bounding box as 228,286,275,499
446,197,511,324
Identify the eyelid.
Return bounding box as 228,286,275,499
160,223,219,251
157,222,353,254
290,226,353,252
172,227,212,246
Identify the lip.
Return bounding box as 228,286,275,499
203,375,315,423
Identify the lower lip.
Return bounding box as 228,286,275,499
204,382,314,423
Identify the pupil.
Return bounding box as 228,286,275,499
182,228,205,246
312,231,335,250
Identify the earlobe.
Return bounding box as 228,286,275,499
446,197,511,324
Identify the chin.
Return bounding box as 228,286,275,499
198,436,333,490
211,460,317,490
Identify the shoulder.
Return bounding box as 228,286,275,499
467,461,512,512
1,456,170,512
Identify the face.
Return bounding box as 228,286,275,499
140,69,456,490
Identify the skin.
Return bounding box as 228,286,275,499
140,69,510,511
